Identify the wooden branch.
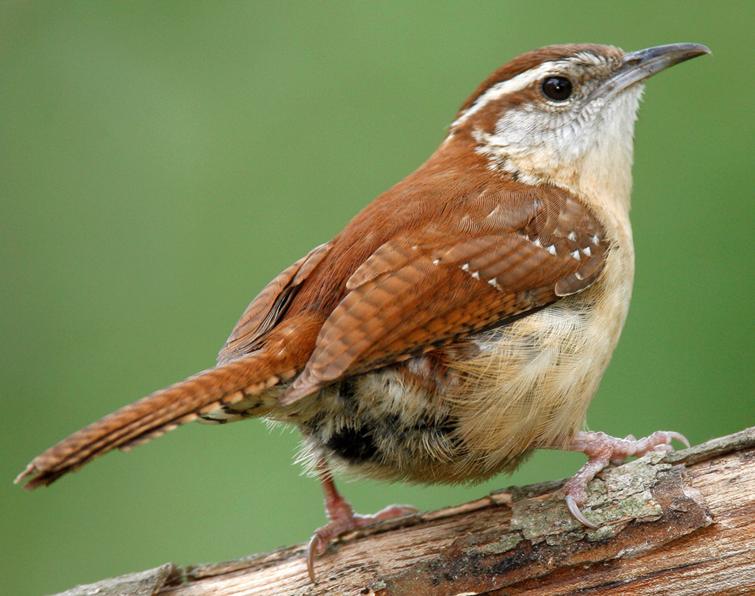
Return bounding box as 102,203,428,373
59,427,755,596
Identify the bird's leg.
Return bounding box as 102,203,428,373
306,460,417,581
561,430,690,528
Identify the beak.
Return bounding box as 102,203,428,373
601,43,711,97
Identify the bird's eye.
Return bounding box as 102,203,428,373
541,76,573,101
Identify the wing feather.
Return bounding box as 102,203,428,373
285,188,607,402
217,242,331,364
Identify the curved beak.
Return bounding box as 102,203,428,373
600,43,711,98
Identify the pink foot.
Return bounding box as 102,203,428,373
563,430,689,528
306,502,417,581
306,460,416,581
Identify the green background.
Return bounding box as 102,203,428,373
1,2,752,594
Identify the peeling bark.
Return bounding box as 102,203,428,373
57,427,755,595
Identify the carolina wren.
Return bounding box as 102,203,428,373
16,43,709,580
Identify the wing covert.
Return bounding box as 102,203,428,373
285,188,607,401
217,242,331,364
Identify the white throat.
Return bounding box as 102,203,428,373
472,85,644,221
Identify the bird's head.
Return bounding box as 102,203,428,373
448,43,710,211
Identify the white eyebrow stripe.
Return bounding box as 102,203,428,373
452,61,557,128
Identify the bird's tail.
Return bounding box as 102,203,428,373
15,350,289,489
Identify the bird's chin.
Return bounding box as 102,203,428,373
574,86,643,207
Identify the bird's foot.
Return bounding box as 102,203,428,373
306,502,417,581
563,430,689,528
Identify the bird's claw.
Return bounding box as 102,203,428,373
565,494,598,529
563,429,690,528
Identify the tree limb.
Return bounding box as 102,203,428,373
59,427,755,595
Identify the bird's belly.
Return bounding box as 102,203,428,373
297,267,631,484
449,295,626,474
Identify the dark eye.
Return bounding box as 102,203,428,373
541,76,573,101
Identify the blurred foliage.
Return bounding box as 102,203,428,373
1,2,752,594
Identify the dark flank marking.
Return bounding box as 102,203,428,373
338,378,357,403
339,378,357,401
335,378,359,416
308,383,461,466
325,414,463,465
385,414,459,442
326,425,377,463
303,411,325,434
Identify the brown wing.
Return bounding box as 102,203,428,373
217,242,331,364
285,189,607,402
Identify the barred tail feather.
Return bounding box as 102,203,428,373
15,351,284,489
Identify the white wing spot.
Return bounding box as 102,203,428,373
567,231,577,241
471,271,480,280
461,262,470,271
571,250,581,261
582,246,592,257
575,271,584,280
591,234,600,245
432,258,441,266
532,238,542,248
488,277,502,290
547,244,557,256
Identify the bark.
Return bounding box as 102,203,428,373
59,427,755,596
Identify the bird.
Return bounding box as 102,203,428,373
16,42,709,581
